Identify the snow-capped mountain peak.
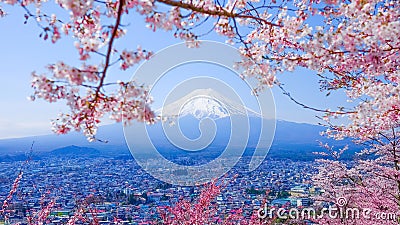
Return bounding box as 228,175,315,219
158,88,260,119
179,95,229,119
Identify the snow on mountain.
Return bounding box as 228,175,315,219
158,88,260,119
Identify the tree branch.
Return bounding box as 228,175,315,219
277,83,355,115
95,0,125,102
156,0,281,27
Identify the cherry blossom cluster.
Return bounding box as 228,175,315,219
120,46,152,70
158,181,269,225
27,198,56,224
47,62,100,85
64,195,101,225
313,155,400,225
158,181,222,224
0,171,23,221
32,63,154,141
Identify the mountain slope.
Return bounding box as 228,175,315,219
0,88,356,158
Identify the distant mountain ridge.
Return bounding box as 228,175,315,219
0,119,354,155
49,145,100,156
0,88,358,159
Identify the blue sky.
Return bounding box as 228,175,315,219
0,4,350,139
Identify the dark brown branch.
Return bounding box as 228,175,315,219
156,0,281,27
277,83,355,115
94,0,125,102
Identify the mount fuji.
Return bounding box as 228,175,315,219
0,88,358,161
141,88,274,155
158,88,261,119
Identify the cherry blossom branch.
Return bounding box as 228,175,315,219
276,83,355,115
1,142,34,219
68,196,100,225
94,0,125,103
156,0,281,27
